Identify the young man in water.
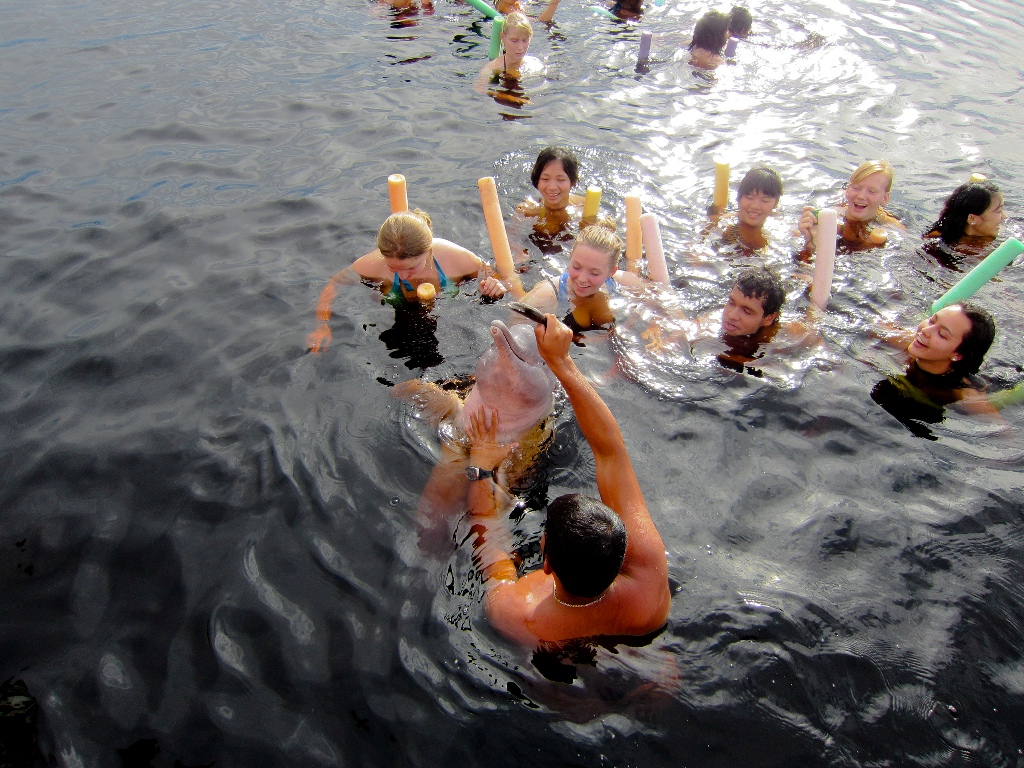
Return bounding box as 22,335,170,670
463,316,671,645
643,266,787,371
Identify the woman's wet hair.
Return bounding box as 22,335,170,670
501,11,532,40
377,209,433,261
728,5,752,37
573,223,622,272
544,494,627,598
849,159,894,191
927,181,1001,245
951,302,996,377
530,146,579,188
689,10,731,54
734,266,785,317
737,166,783,202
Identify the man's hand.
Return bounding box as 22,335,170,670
535,315,573,370
466,407,516,470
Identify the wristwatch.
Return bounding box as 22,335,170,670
465,466,496,481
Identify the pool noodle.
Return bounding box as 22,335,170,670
639,212,670,284
478,176,525,296
388,174,408,213
809,208,838,310
489,16,504,60
713,161,729,210
583,186,602,219
625,193,642,270
416,282,436,302
638,31,652,62
591,5,616,17
989,382,1024,410
928,237,1024,314
463,0,499,18
969,172,987,183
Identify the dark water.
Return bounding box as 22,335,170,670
3,0,1024,765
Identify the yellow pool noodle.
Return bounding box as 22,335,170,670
583,186,602,219
969,172,987,183
625,193,642,269
713,161,730,210
388,174,408,213
478,176,525,297
416,282,436,302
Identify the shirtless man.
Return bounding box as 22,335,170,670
463,316,671,645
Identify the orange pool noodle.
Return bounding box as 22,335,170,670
625,193,642,269
713,162,730,210
478,176,525,296
388,174,408,213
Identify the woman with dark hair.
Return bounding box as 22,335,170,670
870,303,1000,436
688,10,730,69
924,181,1006,259
514,146,589,249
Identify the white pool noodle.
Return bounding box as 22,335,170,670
639,212,670,284
810,208,838,310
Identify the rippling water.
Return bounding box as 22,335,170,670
2,0,1024,765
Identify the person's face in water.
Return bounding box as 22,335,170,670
907,305,972,370
844,172,890,222
536,159,573,211
501,28,531,64
737,189,778,229
721,286,776,337
384,249,431,282
567,243,614,298
966,193,1005,238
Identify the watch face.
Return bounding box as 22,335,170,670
466,466,492,481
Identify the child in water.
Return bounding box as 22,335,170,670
307,209,507,353
474,12,544,93
924,180,1007,259
798,159,904,255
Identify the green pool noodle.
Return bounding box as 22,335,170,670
488,16,504,60
988,382,1024,410
464,0,499,18
929,237,1024,314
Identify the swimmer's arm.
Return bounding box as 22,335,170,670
306,266,363,353
953,388,1005,422
536,0,561,23
797,206,818,250
432,239,506,298
877,208,906,229
474,60,501,94
519,278,557,316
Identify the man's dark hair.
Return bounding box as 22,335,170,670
689,10,730,54
530,146,580,189
544,494,627,598
734,266,785,318
737,166,783,202
952,302,996,377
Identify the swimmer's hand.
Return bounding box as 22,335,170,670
466,406,517,471
641,324,666,352
798,205,818,248
479,274,507,299
307,322,332,354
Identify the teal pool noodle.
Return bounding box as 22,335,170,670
488,16,504,59
591,5,616,17
989,381,1024,410
929,237,1024,315
464,0,499,18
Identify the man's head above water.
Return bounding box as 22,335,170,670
721,266,785,338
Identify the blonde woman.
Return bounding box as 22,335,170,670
798,159,905,252
307,209,507,353
474,12,544,93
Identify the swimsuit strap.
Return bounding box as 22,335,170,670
389,255,448,303
433,256,450,289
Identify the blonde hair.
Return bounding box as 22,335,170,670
573,223,622,271
849,159,894,191
501,12,533,40
377,209,433,261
